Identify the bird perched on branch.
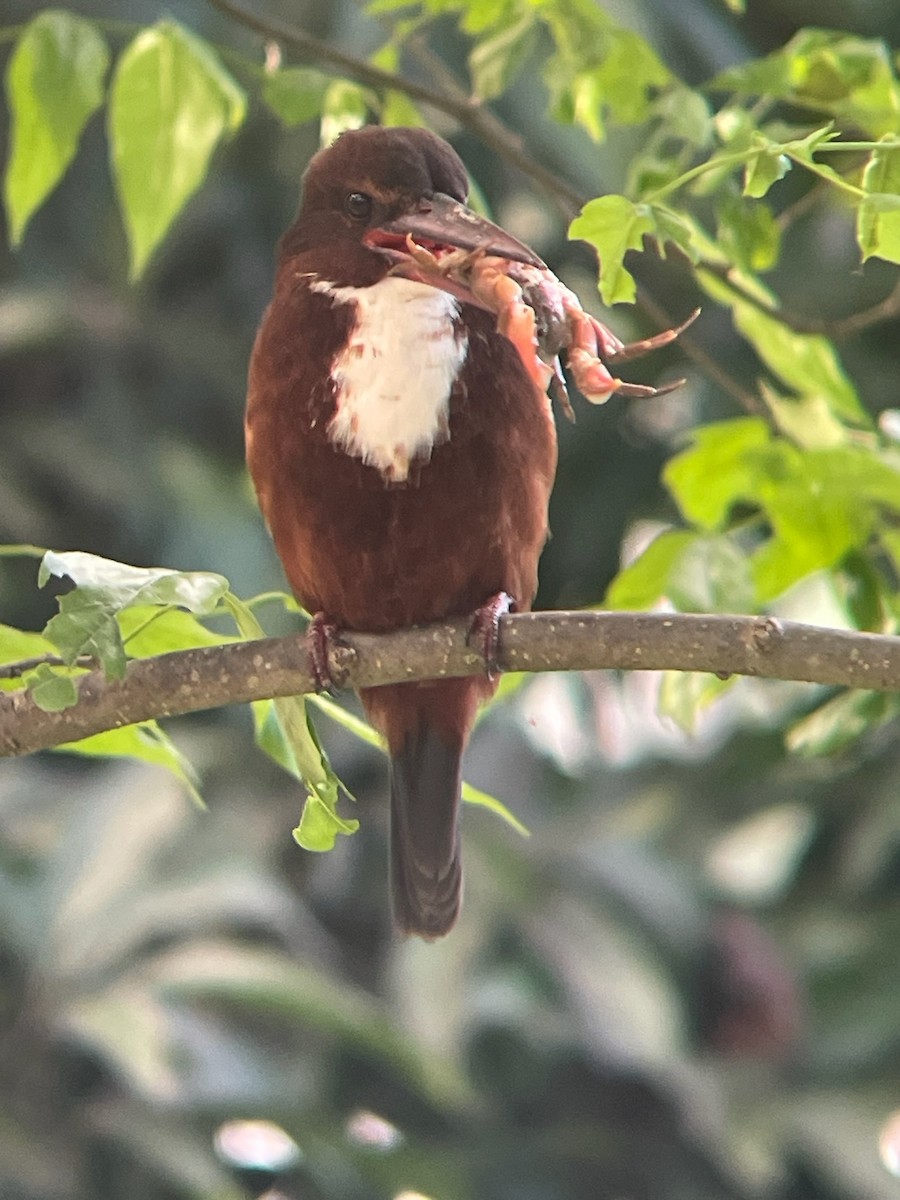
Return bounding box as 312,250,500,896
246,125,557,938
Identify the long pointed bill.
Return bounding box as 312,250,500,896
364,192,544,268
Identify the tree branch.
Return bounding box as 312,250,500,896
206,0,582,212
3,611,900,759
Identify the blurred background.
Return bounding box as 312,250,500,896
2,1,900,1197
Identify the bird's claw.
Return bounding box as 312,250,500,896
306,612,341,693
468,591,514,680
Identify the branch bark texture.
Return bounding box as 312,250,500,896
3,611,900,759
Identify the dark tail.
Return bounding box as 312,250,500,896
389,722,463,939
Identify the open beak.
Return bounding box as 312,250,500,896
364,192,545,268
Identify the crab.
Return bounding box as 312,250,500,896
391,236,698,421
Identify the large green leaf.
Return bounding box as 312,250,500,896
223,596,358,852
108,21,246,279
469,11,538,101
857,141,900,263
3,10,108,245
568,195,653,305
710,30,900,139
605,529,699,609
39,551,229,678
663,417,772,529
698,272,869,427
263,67,330,128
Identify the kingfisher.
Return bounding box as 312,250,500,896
246,125,558,939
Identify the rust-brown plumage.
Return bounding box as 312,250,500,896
246,126,556,937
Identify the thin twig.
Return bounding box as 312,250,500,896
205,0,755,407
3,610,900,759
206,0,581,211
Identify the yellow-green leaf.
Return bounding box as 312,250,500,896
109,21,246,279
263,67,329,128
569,195,653,305
4,10,108,244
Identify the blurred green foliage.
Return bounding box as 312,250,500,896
2,0,900,1197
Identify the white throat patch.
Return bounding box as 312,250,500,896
310,276,468,482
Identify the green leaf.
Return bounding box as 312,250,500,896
762,383,850,450
117,606,234,657
0,624,55,691
658,670,734,734
3,10,108,245
743,145,791,199
380,89,426,128
569,195,653,305
263,67,329,127
39,551,229,677
592,30,671,126
715,192,781,271
647,205,704,262
57,721,204,806
709,31,900,138
39,550,228,611
787,691,900,756
857,148,900,263
858,190,900,263
223,596,358,852
751,483,869,603
566,70,607,141
663,418,772,529
109,21,246,279
654,87,713,147
25,662,79,712
461,782,529,837
698,271,869,427
666,534,756,613
605,529,699,609
468,11,538,101
319,79,370,147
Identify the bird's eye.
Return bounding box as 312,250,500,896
344,192,373,221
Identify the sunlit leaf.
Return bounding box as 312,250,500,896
39,551,229,678
109,21,246,279
263,67,329,127
40,550,229,612
223,596,357,852
376,88,424,127
743,145,791,199
3,10,108,244
592,30,671,125
25,662,79,712
0,622,56,693
118,606,234,657
857,192,900,264
605,529,699,609
569,195,653,305
319,79,370,147
663,418,772,529
469,11,538,101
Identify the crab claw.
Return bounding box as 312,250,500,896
613,376,687,399
607,308,701,364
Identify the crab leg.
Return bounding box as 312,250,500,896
606,308,701,363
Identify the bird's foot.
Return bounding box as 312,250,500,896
467,591,514,679
306,612,342,693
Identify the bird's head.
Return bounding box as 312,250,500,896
279,125,542,287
